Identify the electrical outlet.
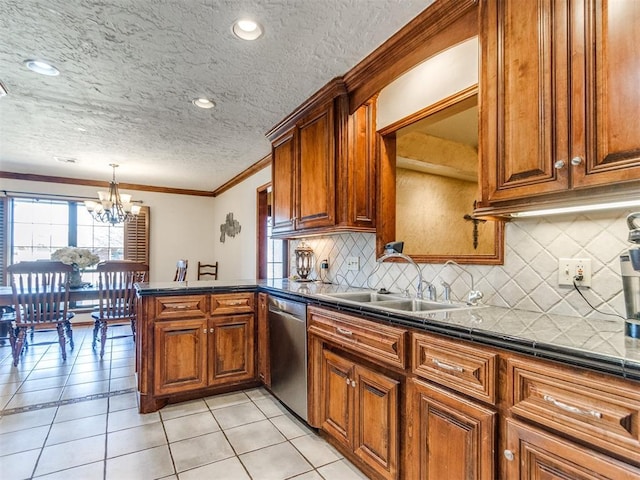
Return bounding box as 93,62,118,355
346,256,360,271
558,258,592,287
320,259,329,270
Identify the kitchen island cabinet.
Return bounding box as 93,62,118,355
136,289,258,413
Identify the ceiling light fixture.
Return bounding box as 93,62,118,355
85,164,141,225
54,156,78,164
510,199,640,218
232,19,263,40
23,59,60,76
192,98,215,109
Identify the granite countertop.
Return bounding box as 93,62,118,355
136,278,640,381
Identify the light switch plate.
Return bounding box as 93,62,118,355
346,256,360,271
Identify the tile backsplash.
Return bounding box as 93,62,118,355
289,208,636,321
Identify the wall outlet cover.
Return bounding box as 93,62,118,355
346,256,360,271
558,258,592,287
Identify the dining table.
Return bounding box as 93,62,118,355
0,285,101,306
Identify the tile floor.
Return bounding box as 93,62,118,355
0,326,368,480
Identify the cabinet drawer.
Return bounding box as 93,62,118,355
508,357,640,465
154,295,207,319
211,293,255,316
307,306,406,369
412,332,497,405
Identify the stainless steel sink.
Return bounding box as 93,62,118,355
324,291,401,303
323,291,474,313
371,299,464,312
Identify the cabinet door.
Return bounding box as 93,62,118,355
480,0,570,203
257,293,270,387
571,0,640,188
154,319,208,395
406,378,495,480
296,105,336,230
321,349,354,449
341,97,376,229
353,364,399,480
209,314,255,386
272,130,296,235
504,419,640,479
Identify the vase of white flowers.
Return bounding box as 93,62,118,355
51,247,100,288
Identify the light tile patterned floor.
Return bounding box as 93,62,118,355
0,326,368,480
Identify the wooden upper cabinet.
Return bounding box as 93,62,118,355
341,98,376,229
267,78,376,237
479,0,640,210
480,0,570,202
296,104,336,230
271,130,296,235
572,0,640,188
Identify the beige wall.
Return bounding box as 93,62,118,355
1,178,216,282
209,168,271,281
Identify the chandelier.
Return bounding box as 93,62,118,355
84,164,141,225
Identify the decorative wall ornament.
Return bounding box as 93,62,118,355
220,212,241,243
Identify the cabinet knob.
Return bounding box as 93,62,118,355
351,380,356,388
210,328,214,333
203,328,207,334
554,160,566,169
570,156,583,166
503,450,515,462
346,378,351,385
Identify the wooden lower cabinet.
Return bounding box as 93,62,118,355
209,314,255,386
153,315,255,395
504,418,640,479
405,377,496,480
256,292,270,387
153,318,208,395
151,293,256,398
321,348,399,480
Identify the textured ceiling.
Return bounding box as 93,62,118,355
0,0,432,191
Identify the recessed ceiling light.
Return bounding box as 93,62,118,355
54,156,78,164
23,59,60,76
232,19,263,41
192,98,215,109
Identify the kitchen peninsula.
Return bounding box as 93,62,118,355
136,279,640,480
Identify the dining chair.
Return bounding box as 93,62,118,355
92,260,149,358
174,259,188,281
197,261,218,280
7,261,75,366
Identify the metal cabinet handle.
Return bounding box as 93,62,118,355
174,305,188,309
346,378,351,385
226,301,244,306
351,380,356,388
543,394,602,419
504,450,515,461
570,156,583,166
202,328,207,334
432,358,464,373
554,160,566,169
336,327,353,336
210,328,214,333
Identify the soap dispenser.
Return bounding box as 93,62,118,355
621,212,640,338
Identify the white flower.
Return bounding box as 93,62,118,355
51,247,100,269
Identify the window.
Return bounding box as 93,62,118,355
11,198,124,263
266,215,285,279
2,195,149,285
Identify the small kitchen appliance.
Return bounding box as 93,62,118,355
621,212,640,338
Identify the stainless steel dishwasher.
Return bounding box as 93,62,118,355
268,295,308,422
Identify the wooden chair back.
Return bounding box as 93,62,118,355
8,261,73,327
95,261,149,321
197,261,218,280
174,259,188,281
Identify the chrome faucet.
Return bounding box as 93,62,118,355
377,248,433,300
437,260,484,306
